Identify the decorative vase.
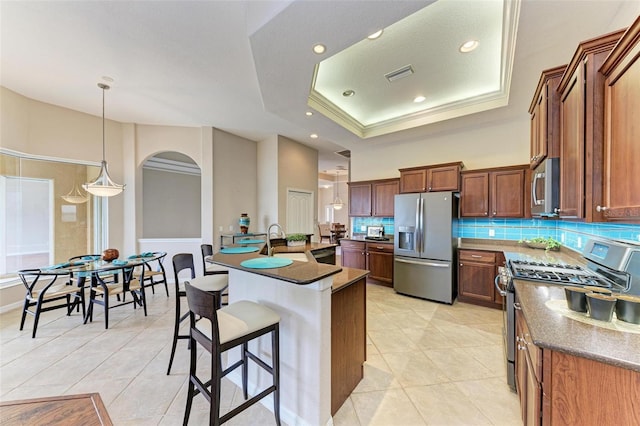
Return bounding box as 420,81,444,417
102,248,119,262
239,213,250,234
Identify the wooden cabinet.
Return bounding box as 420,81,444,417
399,162,463,193
365,242,393,286
515,303,543,426
515,294,640,426
341,240,366,269
557,30,624,221
457,249,504,309
600,18,640,222
460,165,529,218
348,178,399,217
529,65,566,169
341,240,394,287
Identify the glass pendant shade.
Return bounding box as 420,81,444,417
61,182,88,204
332,171,343,210
83,83,125,197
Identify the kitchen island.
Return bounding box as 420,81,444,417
207,245,367,425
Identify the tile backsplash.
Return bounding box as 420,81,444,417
350,216,639,252
458,218,640,252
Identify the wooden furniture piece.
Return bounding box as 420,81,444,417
348,178,399,217
528,65,566,169
167,253,228,375
219,232,267,248
515,293,640,425
0,393,113,426
399,162,463,193
460,165,529,218
134,251,169,297
557,29,624,221
17,268,85,338
341,240,394,287
183,282,281,426
201,244,230,275
330,223,347,244
457,249,505,309
318,223,331,243
599,17,640,222
331,274,366,415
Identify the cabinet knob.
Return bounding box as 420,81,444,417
553,208,561,213
484,212,488,216
493,211,497,215
460,263,463,266
428,187,432,191
596,205,609,212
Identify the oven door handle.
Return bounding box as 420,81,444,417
494,275,507,297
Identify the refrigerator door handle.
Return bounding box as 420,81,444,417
395,258,450,268
420,197,425,253
415,198,421,253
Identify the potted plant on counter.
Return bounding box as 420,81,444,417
286,233,307,247
519,236,561,251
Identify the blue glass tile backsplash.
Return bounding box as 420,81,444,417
458,218,640,252
351,216,639,252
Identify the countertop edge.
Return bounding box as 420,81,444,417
331,267,369,293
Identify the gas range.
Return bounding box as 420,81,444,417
509,259,613,288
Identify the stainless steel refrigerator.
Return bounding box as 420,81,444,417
393,191,458,303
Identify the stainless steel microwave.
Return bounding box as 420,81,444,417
531,157,560,217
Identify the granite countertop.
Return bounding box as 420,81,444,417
458,238,585,264
331,267,369,293
515,280,640,372
271,242,336,254
342,236,394,244
208,247,341,285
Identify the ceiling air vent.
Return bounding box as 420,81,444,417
335,150,351,159
385,65,414,82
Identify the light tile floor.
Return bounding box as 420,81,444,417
0,284,521,425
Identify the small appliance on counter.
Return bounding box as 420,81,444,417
365,225,389,241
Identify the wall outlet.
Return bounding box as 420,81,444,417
577,236,583,248
560,233,565,243
219,226,223,232
229,225,234,231
488,229,495,237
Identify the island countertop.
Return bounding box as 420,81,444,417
514,280,640,372
208,250,342,285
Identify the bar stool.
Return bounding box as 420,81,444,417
183,282,281,426
201,244,230,276
167,253,229,375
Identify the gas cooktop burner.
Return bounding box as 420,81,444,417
511,260,582,270
509,260,613,288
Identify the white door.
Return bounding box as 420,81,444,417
286,189,314,234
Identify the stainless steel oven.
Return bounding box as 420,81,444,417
495,266,515,391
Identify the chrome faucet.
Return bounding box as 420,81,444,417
266,223,287,257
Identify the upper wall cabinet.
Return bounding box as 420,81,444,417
600,17,640,222
348,178,399,217
399,162,463,193
460,165,530,218
528,65,566,169
557,29,624,221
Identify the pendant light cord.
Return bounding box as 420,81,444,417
97,83,110,162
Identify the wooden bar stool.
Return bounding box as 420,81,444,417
183,282,281,426
167,253,228,375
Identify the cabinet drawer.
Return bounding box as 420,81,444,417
365,243,394,254
341,240,365,250
459,250,496,263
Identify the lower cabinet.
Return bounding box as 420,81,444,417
457,249,504,309
341,240,393,287
515,294,640,425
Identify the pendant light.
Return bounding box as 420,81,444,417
61,182,88,204
332,171,343,210
83,83,125,197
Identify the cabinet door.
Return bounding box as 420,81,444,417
559,65,585,219
491,169,525,217
348,182,372,216
400,169,427,193
458,260,495,302
530,97,542,168
515,307,528,424
366,244,393,286
602,30,640,221
372,180,399,217
341,241,366,269
427,165,460,192
460,172,489,217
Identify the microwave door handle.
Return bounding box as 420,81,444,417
532,172,543,206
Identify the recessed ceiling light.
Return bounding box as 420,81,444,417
305,111,313,116
310,133,318,139
342,90,355,97
459,40,479,53
313,44,326,54
367,29,383,40
414,96,426,103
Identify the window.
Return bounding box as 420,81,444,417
0,151,103,279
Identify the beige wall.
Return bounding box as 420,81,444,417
277,136,318,233
257,135,279,232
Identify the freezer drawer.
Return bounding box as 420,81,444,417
393,257,455,304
